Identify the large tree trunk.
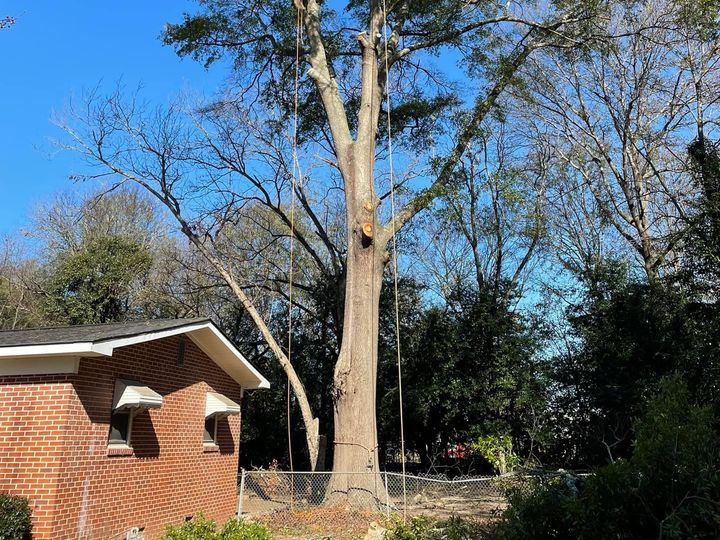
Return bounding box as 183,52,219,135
327,248,385,502
332,236,384,473
326,141,388,504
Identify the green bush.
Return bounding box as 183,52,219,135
160,514,218,540
491,376,720,539
219,519,273,540
494,475,581,540
436,516,486,540
159,514,273,540
386,516,434,540
470,434,520,475
572,461,642,538
0,493,32,540
386,515,485,540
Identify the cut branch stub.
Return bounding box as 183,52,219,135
362,222,374,239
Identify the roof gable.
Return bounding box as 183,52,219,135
0,319,269,389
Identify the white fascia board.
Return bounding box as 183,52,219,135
0,321,270,390
0,324,209,359
0,342,100,359
89,323,211,356
206,324,270,389
186,325,271,390
96,321,270,389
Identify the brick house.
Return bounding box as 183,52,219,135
0,318,269,540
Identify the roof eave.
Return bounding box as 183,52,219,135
0,321,270,389
0,342,103,360
185,325,270,390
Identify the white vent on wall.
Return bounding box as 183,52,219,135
126,527,142,540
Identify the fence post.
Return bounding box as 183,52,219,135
384,471,390,518
289,472,294,512
237,469,247,520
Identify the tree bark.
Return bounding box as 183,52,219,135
325,163,388,504
332,236,384,460
333,261,382,471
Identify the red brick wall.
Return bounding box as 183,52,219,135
0,374,75,539
1,335,244,540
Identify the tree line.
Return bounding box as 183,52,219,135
2,0,720,484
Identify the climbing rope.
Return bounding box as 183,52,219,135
381,0,408,522
287,2,304,481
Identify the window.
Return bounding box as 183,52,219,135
108,379,163,448
203,416,217,444
108,410,132,446
203,392,240,446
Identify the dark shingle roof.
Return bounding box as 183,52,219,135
0,318,211,348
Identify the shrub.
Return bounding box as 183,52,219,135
572,460,642,538
0,493,32,540
436,516,486,540
386,515,485,540
159,514,218,540
493,475,581,540
491,376,720,539
159,514,273,540
219,519,274,540
385,516,434,540
470,435,520,475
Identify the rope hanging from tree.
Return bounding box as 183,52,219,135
381,0,408,522
287,1,408,518
287,2,304,479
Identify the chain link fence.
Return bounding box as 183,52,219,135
237,470,542,533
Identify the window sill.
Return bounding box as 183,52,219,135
203,443,220,453
107,444,134,457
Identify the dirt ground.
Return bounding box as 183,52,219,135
246,495,506,539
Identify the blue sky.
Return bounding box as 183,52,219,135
0,1,224,236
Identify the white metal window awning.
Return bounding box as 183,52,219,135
113,379,163,410
205,391,240,418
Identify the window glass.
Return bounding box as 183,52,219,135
203,416,217,443
109,410,131,445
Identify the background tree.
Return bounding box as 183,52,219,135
544,258,720,468
685,134,720,287
0,238,41,330
42,235,153,324
517,0,720,281
495,377,720,538
1,186,239,328
411,119,549,305
378,280,547,472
